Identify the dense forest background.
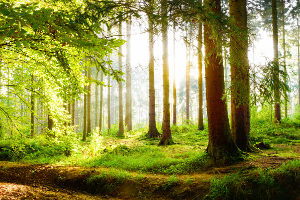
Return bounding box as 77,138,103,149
0,0,299,199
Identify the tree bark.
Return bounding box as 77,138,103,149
204,0,239,164
173,22,177,125
148,2,160,138
281,0,287,118
198,8,204,130
229,0,250,151
83,70,87,141
126,6,132,131
95,70,99,128
72,99,75,126
186,26,190,124
298,18,300,106
87,67,92,133
118,22,124,137
99,71,104,133
272,0,281,122
159,0,172,145
30,74,35,137
108,75,111,132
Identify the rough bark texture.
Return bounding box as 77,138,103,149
48,114,54,131
99,71,103,132
173,22,177,125
118,22,124,137
30,74,34,137
204,0,239,164
148,7,160,138
229,0,250,151
95,70,99,128
83,70,87,141
125,10,132,131
272,0,281,122
159,0,172,145
198,10,204,130
72,99,75,126
298,18,300,106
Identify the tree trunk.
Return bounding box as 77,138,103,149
126,8,132,131
281,0,288,118
229,0,250,151
173,22,177,125
108,75,111,132
298,18,300,106
118,23,124,137
186,26,190,124
30,74,35,137
272,0,281,122
72,99,75,126
87,67,92,133
83,70,87,141
95,70,99,128
204,0,239,164
148,3,160,138
99,71,104,133
198,8,204,130
159,0,172,145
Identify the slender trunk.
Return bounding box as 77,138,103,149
198,7,204,130
126,9,132,131
272,0,281,122
30,74,35,137
95,70,99,128
87,67,92,133
204,0,239,164
83,71,87,141
99,71,104,132
148,4,160,138
298,18,300,106
108,76,111,132
281,0,288,118
173,22,177,125
159,0,172,145
72,99,75,126
229,0,250,151
118,23,124,137
186,26,190,123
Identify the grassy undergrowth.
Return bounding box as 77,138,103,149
206,160,300,200
0,112,299,174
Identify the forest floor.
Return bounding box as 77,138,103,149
0,143,299,200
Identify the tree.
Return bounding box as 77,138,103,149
83,70,87,141
272,0,281,122
159,0,172,145
126,0,133,131
148,0,160,138
87,67,92,134
186,25,191,123
118,22,124,137
204,0,239,164
108,75,111,133
281,0,288,118
229,0,251,151
99,71,104,132
173,22,177,125
198,0,204,130
30,74,35,137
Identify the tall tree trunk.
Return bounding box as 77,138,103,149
126,6,132,131
159,0,172,145
99,71,104,133
186,26,190,123
118,23,124,137
281,0,287,118
229,0,250,151
198,8,204,130
30,74,35,137
148,3,160,138
272,0,281,122
108,75,111,132
72,99,75,126
173,22,177,125
298,18,300,106
204,0,239,164
83,70,87,141
95,70,99,128
87,67,92,133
